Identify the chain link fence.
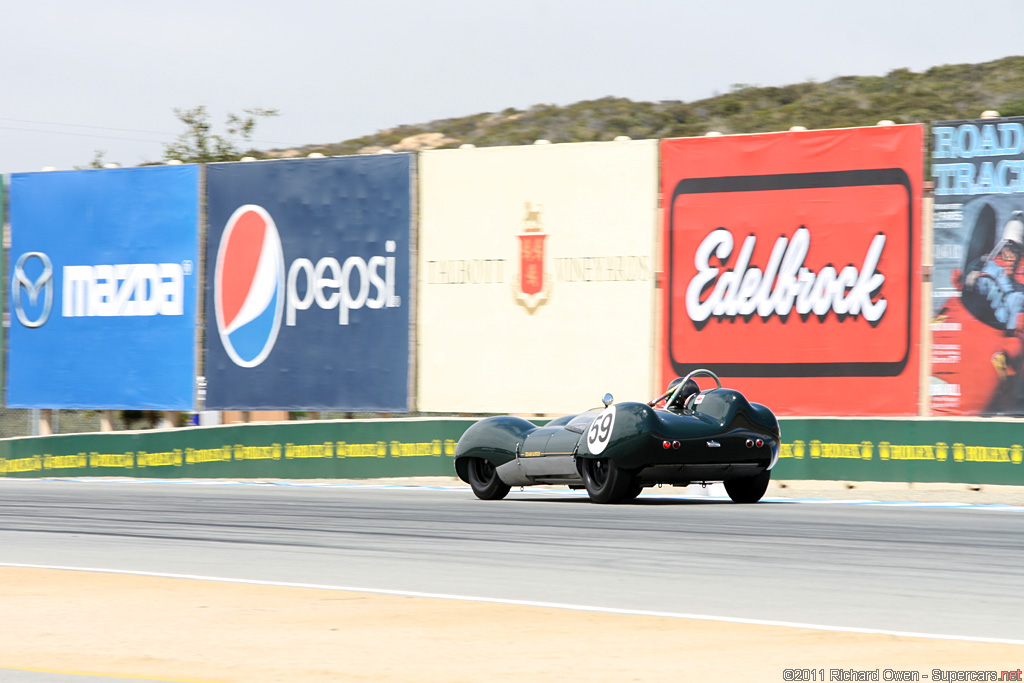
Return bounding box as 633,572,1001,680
0,409,165,437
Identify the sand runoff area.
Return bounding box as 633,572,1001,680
0,566,1021,683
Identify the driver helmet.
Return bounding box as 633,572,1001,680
1003,211,1024,246
666,377,700,409
991,211,1024,265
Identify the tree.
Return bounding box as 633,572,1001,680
163,106,280,163
75,150,111,170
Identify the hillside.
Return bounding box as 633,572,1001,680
265,56,1024,159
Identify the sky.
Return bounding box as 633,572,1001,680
2,0,1023,174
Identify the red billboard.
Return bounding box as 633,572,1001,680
660,125,924,415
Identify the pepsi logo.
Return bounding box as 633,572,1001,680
214,205,285,367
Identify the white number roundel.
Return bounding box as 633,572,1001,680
586,405,616,455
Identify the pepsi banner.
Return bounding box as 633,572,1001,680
930,116,1024,415
661,125,924,416
7,165,200,409
204,155,411,411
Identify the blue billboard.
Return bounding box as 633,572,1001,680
203,155,412,411
930,116,1024,415
7,165,200,409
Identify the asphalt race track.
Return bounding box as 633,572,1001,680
1,479,1022,644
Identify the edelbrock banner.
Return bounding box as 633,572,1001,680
930,116,1024,415
661,125,924,416
204,155,412,411
7,165,200,409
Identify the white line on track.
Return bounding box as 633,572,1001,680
1,562,1022,646
3,477,1024,511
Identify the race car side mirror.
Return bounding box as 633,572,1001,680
602,393,614,407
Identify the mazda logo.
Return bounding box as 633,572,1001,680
12,252,54,328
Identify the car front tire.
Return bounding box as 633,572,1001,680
580,457,635,504
724,469,771,503
467,458,511,500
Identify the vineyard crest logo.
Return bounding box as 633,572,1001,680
513,202,552,314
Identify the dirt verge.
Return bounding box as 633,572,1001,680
1,568,1020,682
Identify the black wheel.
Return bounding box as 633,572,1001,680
621,482,644,502
467,458,511,500
580,457,635,504
724,469,771,504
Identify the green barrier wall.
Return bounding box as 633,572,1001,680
0,418,476,479
1,417,1023,486
773,418,1024,485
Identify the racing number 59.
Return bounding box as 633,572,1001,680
587,406,616,455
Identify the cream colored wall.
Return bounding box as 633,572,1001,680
417,140,659,414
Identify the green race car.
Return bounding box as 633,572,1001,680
454,369,780,504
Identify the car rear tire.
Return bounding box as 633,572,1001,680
621,482,644,502
467,458,511,500
580,457,635,504
724,469,771,503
